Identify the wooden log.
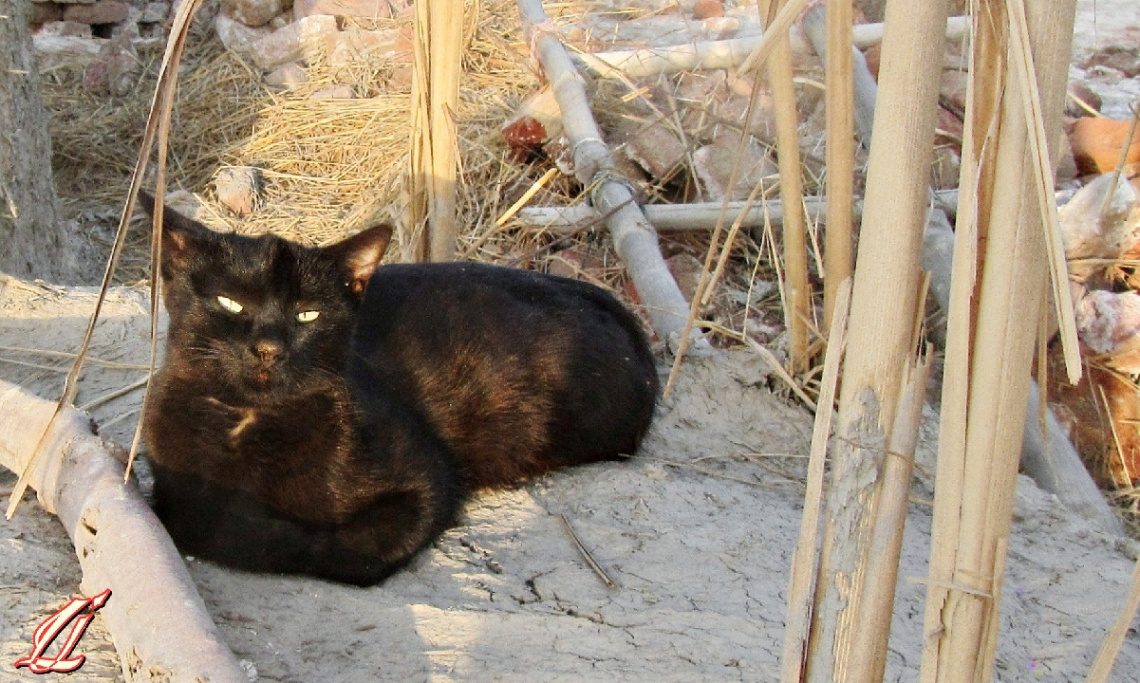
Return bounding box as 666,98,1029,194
517,0,702,349
0,378,248,683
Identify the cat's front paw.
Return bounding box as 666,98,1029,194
204,397,259,450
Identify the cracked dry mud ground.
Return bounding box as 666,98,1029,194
2,282,1140,681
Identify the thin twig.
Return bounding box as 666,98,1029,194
559,513,617,589
78,376,151,412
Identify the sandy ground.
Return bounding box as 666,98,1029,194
4,1,1140,680
2,277,1139,682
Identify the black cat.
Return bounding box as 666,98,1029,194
137,192,658,586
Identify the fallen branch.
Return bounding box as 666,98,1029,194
573,16,969,80
517,0,702,349
515,190,960,231
0,379,248,683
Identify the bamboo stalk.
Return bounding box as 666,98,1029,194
410,0,464,262
516,0,700,348
920,1,1078,680
761,0,811,374
575,17,970,80
803,0,950,679
0,379,247,682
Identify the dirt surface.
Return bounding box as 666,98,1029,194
1,277,1139,682
5,1,1140,680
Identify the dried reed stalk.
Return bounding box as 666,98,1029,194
804,3,855,334
516,0,697,348
410,0,465,261
919,1,1078,680
782,277,851,683
846,347,932,681
923,213,1122,535
803,0,950,679
761,0,811,373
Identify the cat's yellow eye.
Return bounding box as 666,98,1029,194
216,296,244,314
296,310,320,323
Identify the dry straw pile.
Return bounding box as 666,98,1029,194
40,0,781,351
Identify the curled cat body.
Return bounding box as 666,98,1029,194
138,193,658,586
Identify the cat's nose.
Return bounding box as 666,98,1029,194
253,340,284,365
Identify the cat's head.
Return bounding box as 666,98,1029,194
138,191,391,400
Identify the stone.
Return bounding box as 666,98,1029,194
32,34,104,72
81,35,140,95
293,0,411,20
247,13,337,71
264,61,308,87
221,0,286,28
1058,171,1140,283
62,0,130,25
31,3,64,24
328,25,410,67
1069,116,1140,175
214,13,272,59
692,0,724,20
620,120,687,182
140,2,170,23
692,131,779,202
1055,132,1079,185
939,68,969,118
1085,45,1140,78
1066,81,1102,117
214,166,264,216
37,20,93,38
1075,289,1140,374
501,86,563,161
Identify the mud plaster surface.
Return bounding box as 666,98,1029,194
4,2,1140,678
1,278,1139,682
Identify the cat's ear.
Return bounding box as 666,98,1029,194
326,224,392,296
137,190,213,274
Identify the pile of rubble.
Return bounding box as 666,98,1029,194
26,0,417,96
210,0,414,91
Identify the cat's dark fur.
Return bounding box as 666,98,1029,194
138,193,658,586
